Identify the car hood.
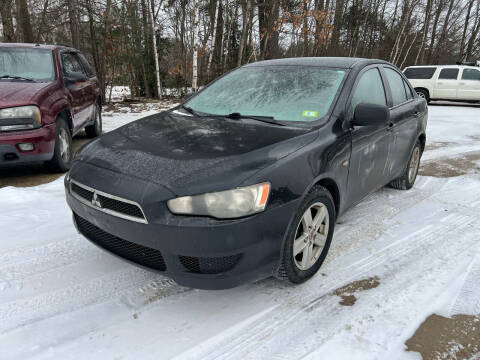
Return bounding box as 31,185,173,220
74,110,317,195
0,81,52,104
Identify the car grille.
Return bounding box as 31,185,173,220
75,214,166,271
69,179,147,223
179,254,242,274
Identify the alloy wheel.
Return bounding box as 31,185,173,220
293,202,329,271
58,128,71,162
408,146,420,183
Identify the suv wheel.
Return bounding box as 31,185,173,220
389,140,422,190
278,186,335,284
85,104,102,138
46,117,73,172
415,89,430,103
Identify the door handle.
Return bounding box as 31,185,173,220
459,82,466,85
412,111,420,117
437,82,443,85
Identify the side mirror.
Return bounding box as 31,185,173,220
64,71,87,84
184,92,195,101
352,103,390,127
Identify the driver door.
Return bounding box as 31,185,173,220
61,52,89,132
346,66,393,207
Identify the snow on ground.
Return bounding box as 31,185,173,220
0,103,479,359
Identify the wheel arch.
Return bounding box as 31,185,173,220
57,108,74,134
313,177,340,218
418,133,426,153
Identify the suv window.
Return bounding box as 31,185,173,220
77,53,95,78
404,67,436,79
351,68,386,110
438,68,459,80
61,52,85,76
384,68,407,106
461,68,480,81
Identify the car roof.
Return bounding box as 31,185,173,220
405,65,479,69
243,57,390,69
0,43,77,51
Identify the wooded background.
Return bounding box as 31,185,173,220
0,0,479,101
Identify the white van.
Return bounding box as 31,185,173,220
403,65,480,103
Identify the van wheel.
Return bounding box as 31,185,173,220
415,89,430,103
85,104,102,138
277,186,335,284
389,140,422,190
46,117,73,172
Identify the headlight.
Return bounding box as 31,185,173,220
0,105,42,131
167,182,271,219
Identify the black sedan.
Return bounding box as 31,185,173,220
65,57,427,290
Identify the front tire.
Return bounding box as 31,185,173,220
46,117,73,172
278,186,335,284
85,104,102,138
415,89,430,103
389,140,422,190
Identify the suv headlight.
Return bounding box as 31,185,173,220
167,182,270,219
0,105,42,131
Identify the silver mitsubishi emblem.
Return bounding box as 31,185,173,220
92,191,102,208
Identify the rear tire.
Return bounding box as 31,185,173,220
85,103,102,138
277,186,335,284
415,89,430,104
389,140,422,190
46,117,73,172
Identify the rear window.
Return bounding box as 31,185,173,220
462,68,480,81
438,68,459,80
404,67,436,79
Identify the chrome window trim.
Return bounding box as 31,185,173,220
69,179,148,224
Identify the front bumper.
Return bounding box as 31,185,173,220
65,164,299,290
0,124,55,166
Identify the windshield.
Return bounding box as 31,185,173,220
186,66,346,122
0,48,55,82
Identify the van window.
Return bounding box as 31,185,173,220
384,68,407,106
351,68,387,110
461,68,480,81
438,68,459,80
404,67,436,79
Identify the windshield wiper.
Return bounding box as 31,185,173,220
225,112,285,126
0,75,35,82
179,104,203,117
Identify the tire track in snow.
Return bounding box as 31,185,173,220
177,210,477,360
0,266,180,334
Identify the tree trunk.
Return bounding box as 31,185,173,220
150,0,162,99
192,0,200,91
0,0,15,41
459,0,474,59
237,0,252,66
330,0,345,55
15,0,33,42
207,0,220,78
67,0,81,48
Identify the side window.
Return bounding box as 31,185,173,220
403,79,414,100
61,53,85,76
384,68,407,106
438,68,459,80
351,68,387,111
461,68,480,81
404,67,436,79
76,53,95,78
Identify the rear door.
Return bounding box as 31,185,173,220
458,68,480,100
61,52,90,131
434,68,460,99
382,66,420,180
346,66,393,206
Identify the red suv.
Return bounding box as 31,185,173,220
0,43,101,171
